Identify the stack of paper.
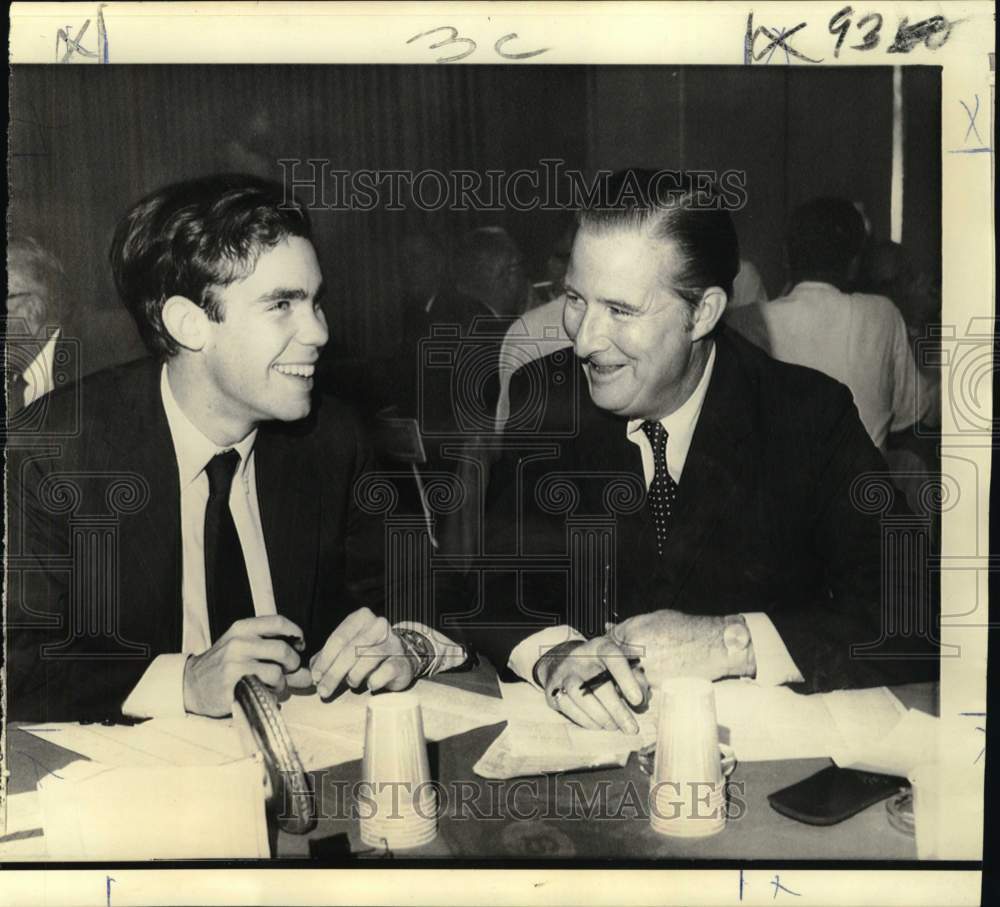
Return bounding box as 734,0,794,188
36,756,270,859
22,716,247,768
279,678,508,770
472,679,916,779
0,792,47,860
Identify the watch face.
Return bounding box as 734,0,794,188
724,622,750,652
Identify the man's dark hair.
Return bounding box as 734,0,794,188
786,197,866,287
576,169,740,307
109,174,312,358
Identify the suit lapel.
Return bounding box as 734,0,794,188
254,425,320,630
655,333,756,607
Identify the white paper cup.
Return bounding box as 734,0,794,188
649,677,726,838
359,692,438,849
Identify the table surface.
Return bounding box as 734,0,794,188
5,670,936,862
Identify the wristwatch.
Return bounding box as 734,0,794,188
722,615,752,677
394,627,435,678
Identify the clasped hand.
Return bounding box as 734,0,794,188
536,636,648,734
183,608,417,717
537,610,729,733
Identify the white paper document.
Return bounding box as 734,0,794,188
22,716,247,768
33,756,270,860
0,792,47,860
278,678,508,770
474,679,915,779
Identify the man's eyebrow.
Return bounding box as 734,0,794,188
255,286,323,304
596,295,643,313
564,283,642,313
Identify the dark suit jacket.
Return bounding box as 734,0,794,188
449,327,937,693
6,357,385,720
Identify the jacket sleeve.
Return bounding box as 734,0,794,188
6,446,157,721
770,385,939,693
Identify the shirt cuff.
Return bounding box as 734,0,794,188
393,622,469,676
508,625,586,688
121,653,191,719
740,613,804,685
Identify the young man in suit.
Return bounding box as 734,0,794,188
460,170,935,733
7,175,460,721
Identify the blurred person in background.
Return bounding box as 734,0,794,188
726,197,934,451
6,236,74,414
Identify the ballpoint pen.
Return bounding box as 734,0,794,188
579,656,642,695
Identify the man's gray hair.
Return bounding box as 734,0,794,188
8,235,68,321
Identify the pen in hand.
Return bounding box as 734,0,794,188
578,656,643,696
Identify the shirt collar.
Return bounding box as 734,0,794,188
160,364,257,489
22,329,61,403
626,340,717,479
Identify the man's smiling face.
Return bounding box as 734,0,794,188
200,236,328,434
563,226,701,422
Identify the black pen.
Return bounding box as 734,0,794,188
579,657,641,695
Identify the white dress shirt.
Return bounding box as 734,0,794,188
124,366,464,718
123,367,276,717
508,341,804,688
728,259,769,310
22,329,61,406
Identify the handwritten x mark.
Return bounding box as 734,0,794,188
960,96,983,145
56,19,102,63
753,23,824,65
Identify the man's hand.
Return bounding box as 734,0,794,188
535,636,648,734
309,607,417,697
183,615,308,717
609,610,747,684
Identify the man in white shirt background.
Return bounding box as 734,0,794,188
726,197,936,451
452,170,934,734
7,175,462,722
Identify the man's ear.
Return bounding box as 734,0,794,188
690,287,728,341
162,296,209,352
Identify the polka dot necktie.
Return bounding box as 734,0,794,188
640,420,678,555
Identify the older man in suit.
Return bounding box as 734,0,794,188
7,175,460,721
5,237,78,415
456,170,935,734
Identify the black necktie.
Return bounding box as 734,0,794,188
204,450,254,641
640,420,679,555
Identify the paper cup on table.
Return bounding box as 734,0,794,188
359,691,437,850
649,677,726,838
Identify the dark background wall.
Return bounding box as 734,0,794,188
9,64,940,374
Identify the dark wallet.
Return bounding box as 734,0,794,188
767,765,908,826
